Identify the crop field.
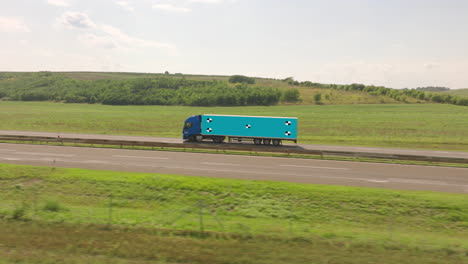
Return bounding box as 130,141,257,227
1,101,468,151
0,163,467,263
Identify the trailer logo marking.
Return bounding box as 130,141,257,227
206,118,213,123
285,131,291,136
206,128,213,132
285,121,292,126
245,124,251,129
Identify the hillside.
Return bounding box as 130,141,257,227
1,71,467,106
440,88,468,98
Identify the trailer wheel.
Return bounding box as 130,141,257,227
263,139,271,145
254,138,262,145
272,139,281,146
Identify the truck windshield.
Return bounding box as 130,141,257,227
184,122,193,129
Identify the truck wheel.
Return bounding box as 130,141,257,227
254,138,262,145
190,135,202,142
272,139,281,146
263,139,271,145
213,136,225,143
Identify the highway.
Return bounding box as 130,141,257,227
1,130,468,159
1,143,467,194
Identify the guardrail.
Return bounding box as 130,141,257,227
1,135,467,164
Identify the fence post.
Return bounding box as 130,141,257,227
33,187,38,219
199,200,204,234
389,211,395,241
108,195,113,226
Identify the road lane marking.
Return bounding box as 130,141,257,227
135,165,465,188
202,162,241,166
280,165,349,170
82,160,115,164
364,179,390,183
0,157,21,161
38,158,66,162
388,178,457,186
15,152,74,157
34,158,118,165
112,155,168,160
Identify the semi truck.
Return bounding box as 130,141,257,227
182,114,298,145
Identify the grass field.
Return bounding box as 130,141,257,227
1,101,468,151
0,163,467,263
440,88,468,98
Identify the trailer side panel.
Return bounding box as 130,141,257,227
200,115,297,140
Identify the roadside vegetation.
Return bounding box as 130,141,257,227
1,102,468,151
0,72,283,106
1,71,468,106
439,88,468,98
0,163,466,263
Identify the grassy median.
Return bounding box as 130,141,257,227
0,163,467,263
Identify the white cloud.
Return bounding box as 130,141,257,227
116,1,135,12
99,24,175,51
78,33,118,50
47,0,70,7
151,0,229,13
189,0,223,3
424,63,440,70
0,17,30,33
59,12,96,29
152,4,191,13
57,12,176,54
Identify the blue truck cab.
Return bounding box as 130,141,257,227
182,115,202,140
183,114,298,145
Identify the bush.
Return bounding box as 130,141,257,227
12,205,27,220
228,75,255,84
282,89,300,102
314,93,322,103
43,200,68,212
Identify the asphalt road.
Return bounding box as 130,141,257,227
1,143,467,194
1,130,468,159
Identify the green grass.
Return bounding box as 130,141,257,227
1,101,468,151
0,163,467,263
440,88,468,98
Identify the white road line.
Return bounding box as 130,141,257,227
202,162,241,166
388,178,456,186
15,152,74,157
82,160,115,164
34,158,118,166
113,155,168,160
0,157,21,161
38,158,66,162
365,179,390,183
280,165,349,170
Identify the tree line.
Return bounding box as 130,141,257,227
283,77,468,106
0,72,289,106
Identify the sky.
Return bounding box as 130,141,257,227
1,0,468,89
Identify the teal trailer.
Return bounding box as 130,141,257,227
182,114,298,145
